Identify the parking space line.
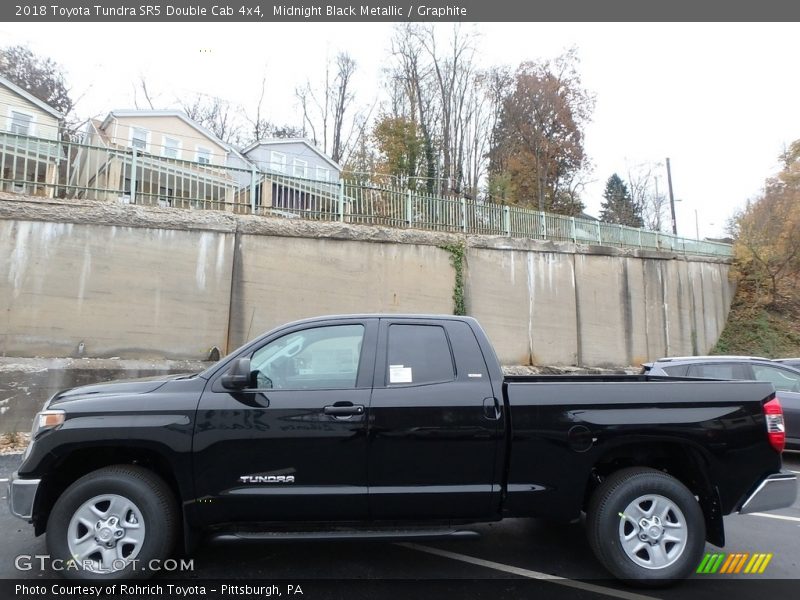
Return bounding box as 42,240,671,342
0,479,7,483
397,543,658,600
748,512,800,523
787,470,800,475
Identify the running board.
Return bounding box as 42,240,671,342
210,528,481,543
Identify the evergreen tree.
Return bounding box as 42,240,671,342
600,173,643,227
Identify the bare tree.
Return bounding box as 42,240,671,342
296,51,362,165
461,69,497,199
415,25,477,195
247,74,271,142
240,72,306,146
330,53,357,163
627,161,668,231
133,76,158,110
179,94,243,145
389,24,439,192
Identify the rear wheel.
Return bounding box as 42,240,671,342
586,467,705,586
46,465,178,580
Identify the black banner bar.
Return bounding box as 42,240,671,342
4,579,800,600
3,0,800,22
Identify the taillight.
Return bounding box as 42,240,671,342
763,397,786,453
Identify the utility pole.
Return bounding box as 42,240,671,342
695,209,700,241
666,157,677,235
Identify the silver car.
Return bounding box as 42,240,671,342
643,355,800,450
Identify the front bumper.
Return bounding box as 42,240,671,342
739,471,797,514
7,471,40,521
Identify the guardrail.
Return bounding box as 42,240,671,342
0,130,733,257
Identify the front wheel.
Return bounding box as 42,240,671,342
586,467,705,586
46,465,178,580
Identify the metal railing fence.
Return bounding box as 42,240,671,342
0,130,733,258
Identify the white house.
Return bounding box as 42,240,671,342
241,138,341,215
0,73,63,197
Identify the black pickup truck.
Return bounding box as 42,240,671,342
7,315,797,585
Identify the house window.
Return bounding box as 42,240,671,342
316,167,330,181
163,137,180,159
196,147,212,165
270,151,286,173
9,111,33,135
293,158,308,179
131,127,148,151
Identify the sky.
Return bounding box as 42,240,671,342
1,21,798,239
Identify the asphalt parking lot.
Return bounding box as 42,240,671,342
2,452,798,599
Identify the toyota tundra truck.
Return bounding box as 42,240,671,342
7,314,797,585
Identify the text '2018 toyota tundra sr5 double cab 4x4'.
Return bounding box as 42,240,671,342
8,315,797,585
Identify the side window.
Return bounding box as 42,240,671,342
661,365,689,376
386,324,454,386
753,365,800,392
250,324,364,390
686,363,747,380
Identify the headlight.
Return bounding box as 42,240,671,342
31,409,65,438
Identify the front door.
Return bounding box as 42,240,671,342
193,318,377,524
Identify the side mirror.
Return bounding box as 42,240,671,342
221,357,252,390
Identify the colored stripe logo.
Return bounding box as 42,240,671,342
697,552,773,574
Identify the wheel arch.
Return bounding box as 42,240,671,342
585,439,724,547
33,444,186,537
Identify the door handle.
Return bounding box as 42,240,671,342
483,397,501,420
323,404,365,417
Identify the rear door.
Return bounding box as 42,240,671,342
366,318,503,519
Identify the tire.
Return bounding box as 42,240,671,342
586,467,705,587
46,465,178,580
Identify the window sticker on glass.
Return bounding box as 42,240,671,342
389,364,413,383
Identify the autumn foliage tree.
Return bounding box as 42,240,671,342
733,140,800,306
372,115,424,187
488,49,594,215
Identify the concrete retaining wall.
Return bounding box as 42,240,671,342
464,240,732,368
0,357,209,434
227,235,453,350
0,196,733,370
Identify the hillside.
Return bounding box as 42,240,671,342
713,274,800,358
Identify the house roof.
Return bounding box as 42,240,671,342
225,144,256,169
241,138,341,171
100,109,228,150
0,74,63,119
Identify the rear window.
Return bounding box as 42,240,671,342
386,324,455,386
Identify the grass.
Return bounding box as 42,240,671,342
712,277,800,358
